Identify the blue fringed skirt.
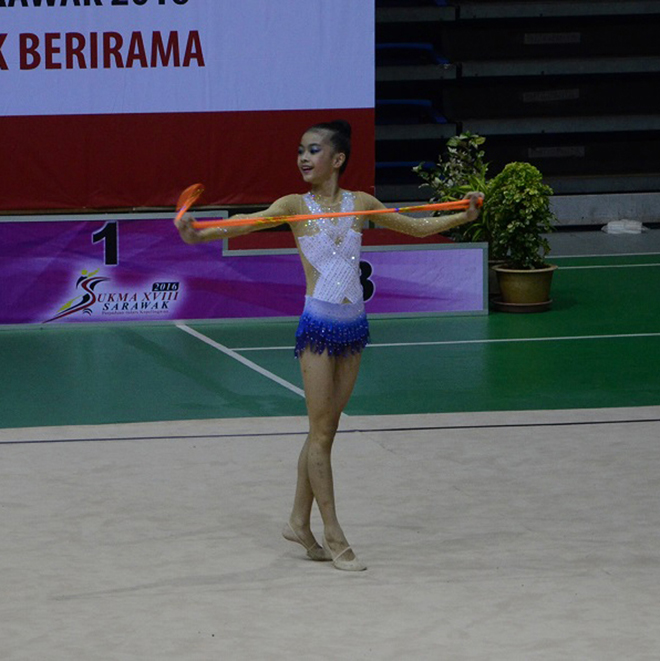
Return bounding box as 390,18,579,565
295,296,370,358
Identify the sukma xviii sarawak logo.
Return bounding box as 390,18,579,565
45,269,109,323
45,269,181,323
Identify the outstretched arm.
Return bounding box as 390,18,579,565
175,194,297,244
360,191,484,238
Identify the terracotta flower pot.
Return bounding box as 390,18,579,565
492,263,558,312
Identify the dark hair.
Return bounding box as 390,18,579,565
307,120,352,174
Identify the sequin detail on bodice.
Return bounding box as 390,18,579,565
297,191,362,304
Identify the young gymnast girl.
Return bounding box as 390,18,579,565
176,120,483,571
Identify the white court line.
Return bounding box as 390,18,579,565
369,332,660,349
176,323,305,398
553,251,660,260
559,263,660,270
233,331,660,352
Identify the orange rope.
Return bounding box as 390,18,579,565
188,198,480,230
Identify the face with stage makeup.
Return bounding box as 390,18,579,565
297,130,346,187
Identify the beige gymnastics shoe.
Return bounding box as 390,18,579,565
282,522,332,561
322,535,367,572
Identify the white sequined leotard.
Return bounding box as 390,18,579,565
296,191,363,305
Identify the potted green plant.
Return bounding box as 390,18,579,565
414,132,503,296
486,161,557,312
414,132,493,245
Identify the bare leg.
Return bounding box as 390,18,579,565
289,349,362,563
285,435,323,554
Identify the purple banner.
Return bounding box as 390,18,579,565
0,215,486,325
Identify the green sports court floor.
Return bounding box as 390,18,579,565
1,233,659,428
1,230,659,661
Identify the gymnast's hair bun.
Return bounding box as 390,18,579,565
329,120,352,139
